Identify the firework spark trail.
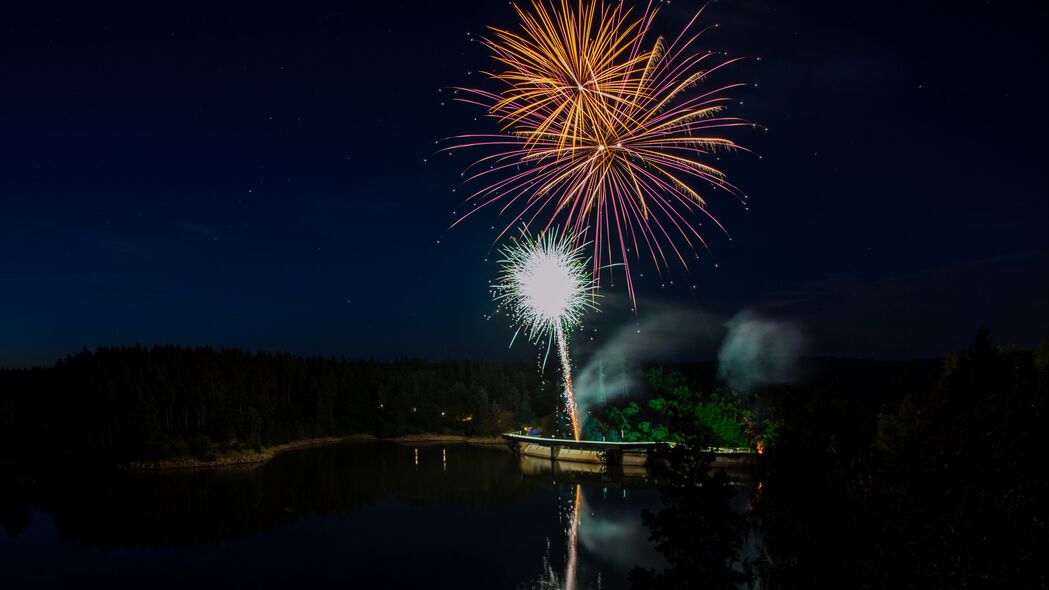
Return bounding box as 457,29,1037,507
556,329,580,441
494,230,595,440
448,0,757,308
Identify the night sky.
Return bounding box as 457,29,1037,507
2,0,1046,367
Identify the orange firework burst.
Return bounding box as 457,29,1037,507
467,0,652,155
449,0,758,307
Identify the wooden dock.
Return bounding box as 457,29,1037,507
502,433,757,468
503,433,662,466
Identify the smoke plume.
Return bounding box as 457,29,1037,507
717,311,805,391
573,308,722,427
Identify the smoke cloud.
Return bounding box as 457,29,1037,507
578,501,651,567
573,308,723,426
717,311,805,391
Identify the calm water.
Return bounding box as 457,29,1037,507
0,442,676,589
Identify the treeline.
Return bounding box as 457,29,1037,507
0,346,556,462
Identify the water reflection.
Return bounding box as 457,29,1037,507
521,484,620,590
517,457,668,590
0,442,760,589
518,454,656,488
565,484,582,590
0,442,667,589
2,443,542,549
628,446,757,589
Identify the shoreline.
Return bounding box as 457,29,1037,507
115,433,506,472
380,434,505,445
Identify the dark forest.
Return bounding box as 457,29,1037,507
0,347,554,462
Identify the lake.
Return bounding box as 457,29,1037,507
0,441,692,589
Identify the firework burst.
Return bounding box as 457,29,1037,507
493,230,596,440
450,0,757,307
494,230,595,346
